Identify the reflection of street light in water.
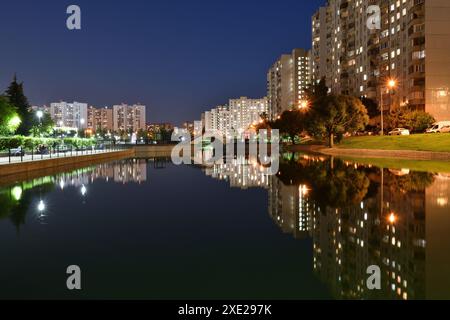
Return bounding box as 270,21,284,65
37,200,45,212
36,199,48,223
81,184,87,196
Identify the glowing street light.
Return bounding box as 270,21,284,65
8,116,21,129
299,100,309,110
388,212,397,224
388,79,397,89
36,110,44,120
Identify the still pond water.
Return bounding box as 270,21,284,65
1,153,450,299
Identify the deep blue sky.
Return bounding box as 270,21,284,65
0,0,324,125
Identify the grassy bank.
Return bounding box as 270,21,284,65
338,134,450,153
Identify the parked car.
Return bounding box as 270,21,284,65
389,128,410,136
10,147,25,156
426,121,450,133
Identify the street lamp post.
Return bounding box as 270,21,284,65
36,110,43,137
380,79,396,136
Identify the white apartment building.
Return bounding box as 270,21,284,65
50,101,88,129
87,106,113,132
311,0,450,121
112,104,146,132
228,97,268,134
203,97,268,137
267,48,311,120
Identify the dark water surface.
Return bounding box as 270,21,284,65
1,154,449,299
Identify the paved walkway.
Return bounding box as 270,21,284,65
0,148,123,165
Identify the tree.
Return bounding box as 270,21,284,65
404,110,435,133
271,110,308,144
5,75,32,135
0,96,21,135
29,112,54,137
360,97,379,118
309,95,369,147
305,77,329,103
385,105,408,131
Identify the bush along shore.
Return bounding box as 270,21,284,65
0,136,97,151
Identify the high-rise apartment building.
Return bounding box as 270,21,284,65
228,97,268,134
203,97,268,137
112,104,146,132
87,106,113,132
267,48,311,120
311,0,450,121
50,101,88,129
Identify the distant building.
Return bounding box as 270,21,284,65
112,103,146,132
183,121,195,136
30,105,50,115
87,106,113,132
267,48,311,120
50,101,88,129
146,123,174,141
228,97,268,134
203,97,267,137
194,120,203,136
146,123,174,133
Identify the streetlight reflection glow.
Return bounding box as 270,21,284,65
37,200,46,212
81,185,87,196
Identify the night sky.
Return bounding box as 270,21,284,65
0,0,325,125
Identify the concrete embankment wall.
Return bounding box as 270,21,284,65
0,145,176,184
320,148,450,161
0,149,135,178
133,145,174,158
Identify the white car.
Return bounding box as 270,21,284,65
388,128,410,136
426,121,450,133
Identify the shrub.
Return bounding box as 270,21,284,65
0,136,97,151
0,136,25,150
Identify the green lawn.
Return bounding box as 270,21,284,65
338,134,450,153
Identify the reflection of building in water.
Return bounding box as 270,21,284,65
268,175,313,239
425,173,450,299
57,159,147,188
203,156,269,190
311,168,428,300
112,159,147,184
269,156,450,300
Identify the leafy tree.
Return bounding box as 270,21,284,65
159,128,173,142
29,112,54,137
385,105,408,131
5,75,32,135
137,129,147,141
404,110,435,133
360,97,379,119
0,96,21,135
305,77,329,104
308,95,369,147
271,110,308,144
